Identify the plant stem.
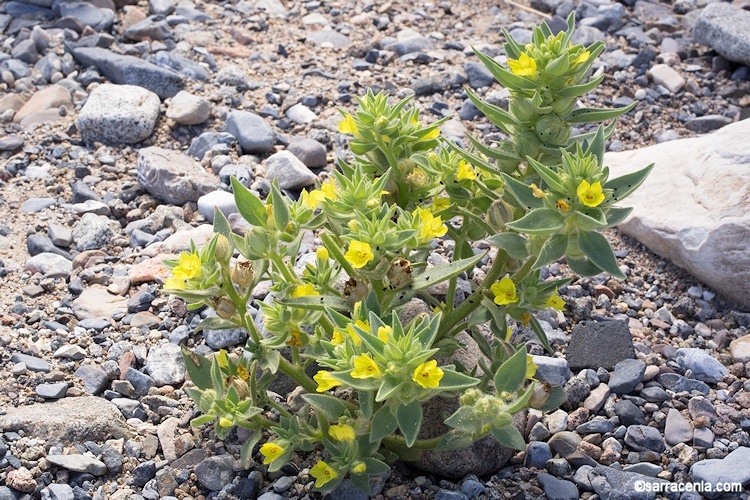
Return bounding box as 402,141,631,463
266,398,292,419
278,356,317,393
382,434,444,450
270,254,299,285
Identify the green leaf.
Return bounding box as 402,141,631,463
190,415,215,426
486,233,528,260
533,233,567,269
435,430,476,451
411,251,485,290
528,313,553,353
302,394,347,422
370,406,399,443
604,207,633,227
376,376,404,403
240,431,262,469
349,472,372,495
505,208,565,235
578,231,625,278
270,182,290,231
493,346,528,394
278,295,351,312
567,256,604,276
556,74,605,98
396,401,423,447
359,390,374,419
259,348,280,374
465,88,517,134
231,176,267,228
193,316,238,334
361,458,391,475
574,208,608,232
525,157,566,194
466,134,522,165
501,174,545,211
438,368,480,391
213,206,234,240
181,347,213,390
444,406,482,434
491,424,525,450
604,164,653,203
565,102,636,124
472,48,538,90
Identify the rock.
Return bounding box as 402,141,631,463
25,253,72,277
624,425,665,453
693,3,750,66
729,334,750,363
525,441,552,468
204,327,248,350
27,234,71,258
166,90,211,125
537,473,579,500
157,417,180,462
566,321,635,370
75,364,109,394
21,197,56,213
78,84,160,146
586,465,673,500
54,345,86,360
73,285,129,320
286,103,317,124
647,64,685,93
14,85,71,123
48,223,73,247
187,132,236,160
126,369,156,398
690,447,750,499
604,119,750,308
124,15,170,41
287,138,327,168
307,29,351,49
584,383,610,411
226,111,275,154
137,147,221,205
614,399,646,426
73,213,120,251
664,409,693,445
0,397,129,442
264,150,317,190
464,61,495,88
146,343,185,386
197,190,238,222
71,47,183,98
11,353,50,373
194,455,234,491
153,51,209,81
6,467,36,493
42,483,75,500
54,0,114,31
36,382,69,399
408,394,525,478
531,356,572,385
685,115,733,134
656,373,709,395
47,454,108,476
608,359,646,394
674,348,728,383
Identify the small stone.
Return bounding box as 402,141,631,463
531,356,572,385
75,365,109,395
583,384,610,411
264,150,317,190
538,473,579,500
41,483,75,500
225,111,275,154
47,454,108,476
166,91,211,125
690,447,750,499
137,147,221,205
648,64,686,93
197,190,238,222
6,467,36,493
525,441,552,468
287,138,327,168
73,213,120,251
285,103,317,124
54,344,87,360
665,409,693,445
464,61,495,88
685,115,733,134
608,359,646,394
145,343,185,387
624,425,665,453
77,84,161,145
21,197,56,213
675,348,728,383
48,223,73,247
11,353,50,373
194,455,234,491
614,399,647,426
730,334,750,363
566,321,635,370
36,382,69,399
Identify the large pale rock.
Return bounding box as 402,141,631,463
604,119,750,307
78,84,160,145
0,397,129,442
73,285,129,320
13,85,71,123
137,147,221,205
693,3,750,66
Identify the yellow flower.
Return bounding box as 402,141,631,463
164,276,186,290
259,442,285,464
351,354,381,379
457,160,477,181
529,183,547,198
320,179,337,200
314,371,343,392
219,417,233,428
526,355,538,380
545,291,566,311
413,359,444,388
344,240,374,269
338,114,357,135
417,207,448,242
331,330,346,345
300,189,319,210
316,247,329,260
432,197,451,211
310,460,339,488
573,50,590,65
577,180,605,207
556,199,570,212
377,325,393,342
406,167,428,187
508,52,537,77
346,320,368,346
491,276,518,305
352,462,367,474
172,252,202,280
328,424,356,442
423,128,440,140
291,283,318,298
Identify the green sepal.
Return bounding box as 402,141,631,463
491,424,525,451
532,233,567,269
240,431,262,469
231,176,267,228
528,313,553,353
302,394,347,422
181,347,213,390
396,401,423,447
556,74,605,98
566,256,604,276
526,157,566,194
578,231,625,278
505,208,565,235
493,346,527,394
486,233,529,260
604,164,653,203
565,102,636,124
370,406,398,443
466,133,522,165
359,390,374,419
376,377,405,403
213,206,234,240
190,414,214,426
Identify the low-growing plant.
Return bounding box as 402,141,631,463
164,14,652,493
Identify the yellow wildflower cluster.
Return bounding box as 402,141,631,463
164,252,202,290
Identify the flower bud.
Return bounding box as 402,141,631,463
534,114,571,146
545,53,570,77
487,200,514,232
214,234,232,262
551,97,576,116
213,297,237,320
509,97,537,124
231,261,254,288
387,258,413,289
227,375,251,399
